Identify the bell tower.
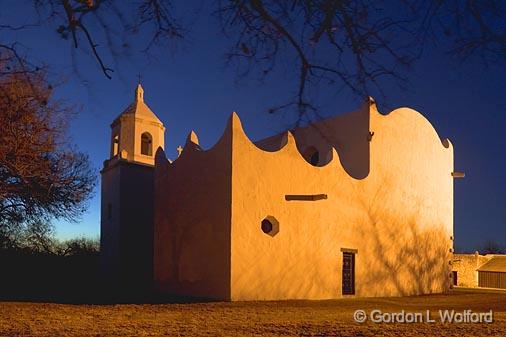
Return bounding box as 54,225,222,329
109,84,165,165
100,84,165,293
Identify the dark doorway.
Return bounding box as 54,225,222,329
452,271,458,286
342,252,355,295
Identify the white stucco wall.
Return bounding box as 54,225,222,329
153,132,232,300
229,101,453,300
153,99,454,301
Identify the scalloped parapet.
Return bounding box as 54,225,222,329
154,102,453,179
153,100,455,301
186,130,199,145
371,103,453,150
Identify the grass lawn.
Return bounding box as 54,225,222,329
1,290,505,336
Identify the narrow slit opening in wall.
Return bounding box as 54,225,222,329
112,135,119,157
107,203,112,220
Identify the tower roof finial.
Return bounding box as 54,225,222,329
135,82,144,102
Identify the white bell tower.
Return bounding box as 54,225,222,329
109,84,165,166
100,84,165,292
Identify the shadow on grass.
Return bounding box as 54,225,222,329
0,249,216,305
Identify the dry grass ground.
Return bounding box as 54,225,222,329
1,290,505,336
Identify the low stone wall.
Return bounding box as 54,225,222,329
452,253,494,287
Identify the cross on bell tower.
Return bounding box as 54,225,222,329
136,82,144,102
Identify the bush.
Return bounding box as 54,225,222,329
0,229,101,303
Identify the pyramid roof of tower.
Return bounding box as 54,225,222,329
113,84,163,124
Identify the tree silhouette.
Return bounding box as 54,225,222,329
1,1,504,117
0,63,96,238
480,240,504,254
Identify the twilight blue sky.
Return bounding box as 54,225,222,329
2,1,505,251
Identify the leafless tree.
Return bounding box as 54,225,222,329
56,236,100,256
218,0,506,120
0,56,96,234
480,240,504,254
30,0,184,79
219,0,416,119
1,1,504,117
439,0,506,61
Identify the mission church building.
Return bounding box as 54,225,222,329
101,84,456,301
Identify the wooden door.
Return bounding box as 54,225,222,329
342,252,355,295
